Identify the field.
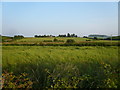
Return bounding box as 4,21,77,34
2,37,120,46
2,45,120,88
15,37,88,42
3,37,119,43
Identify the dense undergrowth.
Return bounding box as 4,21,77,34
2,46,120,88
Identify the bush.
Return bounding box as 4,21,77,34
43,40,53,42
94,37,98,40
2,71,33,88
53,38,58,42
66,39,75,43
45,62,119,88
13,35,24,40
46,63,80,88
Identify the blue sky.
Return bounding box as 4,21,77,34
2,2,118,37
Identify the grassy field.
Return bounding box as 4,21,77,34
2,37,119,43
14,37,89,42
2,37,119,47
2,46,120,88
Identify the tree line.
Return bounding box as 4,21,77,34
34,33,77,38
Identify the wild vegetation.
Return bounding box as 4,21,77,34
1,35,120,88
2,46,120,88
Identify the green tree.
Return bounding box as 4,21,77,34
66,39,75,43
53,38,58,42
67,33,71,37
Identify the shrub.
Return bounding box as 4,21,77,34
45,62,119,88
46,63,80,88
53,38,58,42
66,39,75,43
13,35,24,40
94,37,98,40
43,40,53,42
2,71,33,88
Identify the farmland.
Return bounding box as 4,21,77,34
2,45,120,88
2,37,120,46
2,1,120,88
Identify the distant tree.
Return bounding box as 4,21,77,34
14,35,24,40
83,36,88,38
49,35,53,37
35,35,38,37
58,33,78,37
35,34,55,38
71,34,75,37
43,35,46,37
63,34,67,37
75,35,77,37
67,33,71,37
58,34,66,37
94,37,98,40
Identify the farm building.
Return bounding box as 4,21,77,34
88,34,109,39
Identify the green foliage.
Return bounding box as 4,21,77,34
94,37,98,40
106,36,120,40
112,36,120,40
13,35,24,40
46,63,80,88
46,62,119,88
43,40,53,42
53,38,58,42
2,46,120,88
3,37,120,46
2,36,13,42
66,39,75,43
3,38,119,46
4,37,89,43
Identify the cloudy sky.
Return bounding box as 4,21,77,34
2,2,118,37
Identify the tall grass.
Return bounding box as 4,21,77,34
2,46,120,88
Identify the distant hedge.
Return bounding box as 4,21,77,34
2,42,120,46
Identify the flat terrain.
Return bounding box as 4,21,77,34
2,46,120,88
3,37,119,43
2,36,120,88
2,37,119,46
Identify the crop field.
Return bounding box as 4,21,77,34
2,37,90,44
15,37,88,42
2,46,120,88
3,37,119,43
2,37,119,47
2,1,120,88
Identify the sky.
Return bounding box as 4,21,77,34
2,2,118,37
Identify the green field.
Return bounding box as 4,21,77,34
2,37,119,47
2,46,120,88
4,37,119,43
15,37,88,42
